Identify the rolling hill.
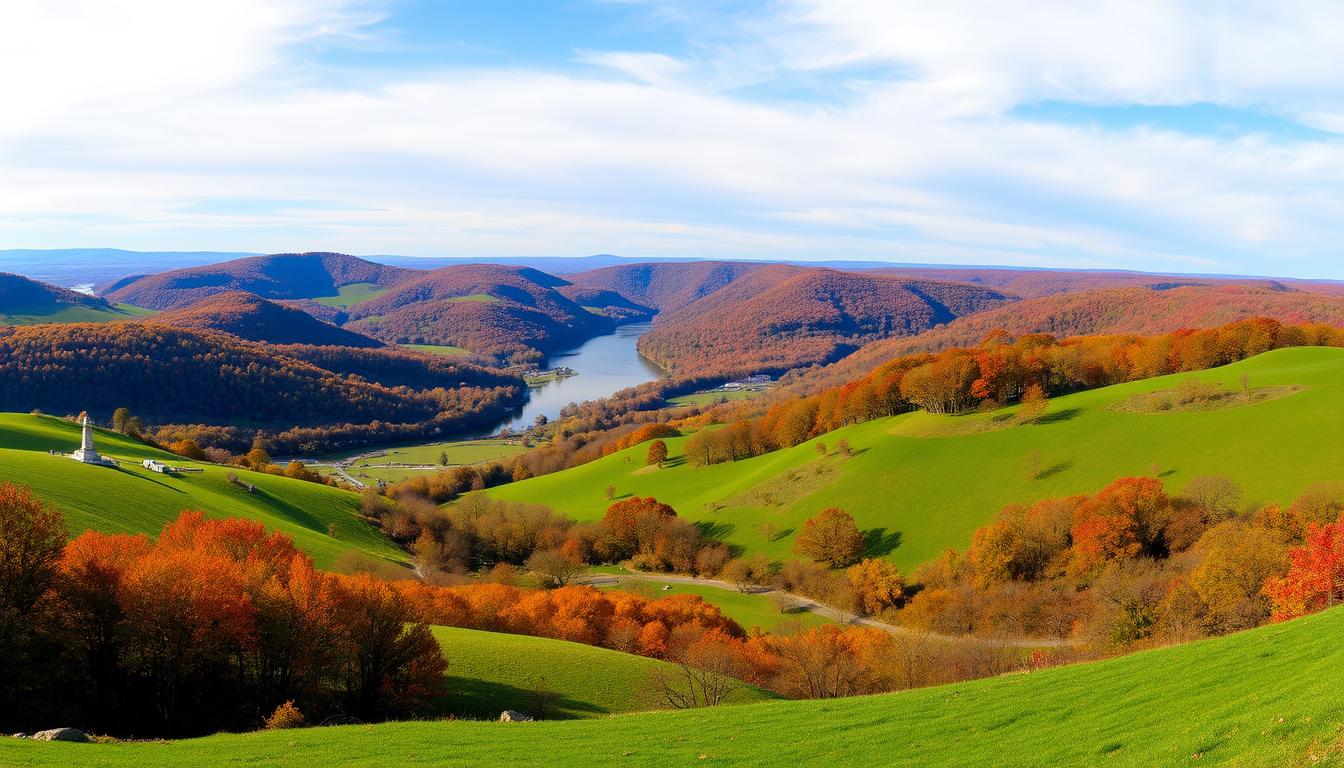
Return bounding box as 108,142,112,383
346,264,641,364
98,252,414,310
147,292,384,348
433,625,773,721
795,283,1344,393
0,412,403,569
486,346,1344,572
0,273,148,325
8,599,1342,765
567,261,768,315
636,266,1013,379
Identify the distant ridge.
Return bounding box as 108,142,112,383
98,252,415,309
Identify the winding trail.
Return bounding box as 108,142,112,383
584,571,1079,649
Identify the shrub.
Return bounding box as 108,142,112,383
264,701,305,730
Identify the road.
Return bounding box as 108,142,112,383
583,571,1078,649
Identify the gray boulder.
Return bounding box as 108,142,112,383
31,728,91,743
498,710,534,722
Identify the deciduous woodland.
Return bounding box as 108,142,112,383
0,323,524,453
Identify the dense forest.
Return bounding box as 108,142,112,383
567,260,766,314
638,266,1011,379
0,323,524,451
346,265,639,364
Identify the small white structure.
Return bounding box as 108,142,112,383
142,459,170,473
70,415,114,466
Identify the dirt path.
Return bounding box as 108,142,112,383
585,571,1077,649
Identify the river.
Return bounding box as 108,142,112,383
475,321,664,436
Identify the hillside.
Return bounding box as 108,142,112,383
0,413,402,568
637,266,1013,379
147,292,384,347
0,323,523,438
434,626,772,720
347,264,628,364
8,601,1343,766
488,346,1344,572
796,283,1344,392
567,261,767,314
0,273,147,325
98,252,414,310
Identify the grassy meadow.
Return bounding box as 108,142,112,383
434,626,774,720
0,413,404,569
7,602,1343,766
486,346,1344,572
312,282,389,308
593,577,834,632
401,343,471,357
0,303,152,325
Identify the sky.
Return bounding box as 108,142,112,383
4,1,1344,278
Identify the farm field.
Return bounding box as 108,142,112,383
0,303,150,325
433,626,774,720
401,343,470,356
667,388,761,406
312,282,389,308
8,601,1342,766
486,346,1344,572
0,413,405,569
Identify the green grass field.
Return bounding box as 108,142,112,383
434,626,773,720
595,578,833,632
486,347,1344,572
401,343,471,357
8,602,1344,766
0,304,150,325
0,414,405,569
668,389,762,406
311,282,389,308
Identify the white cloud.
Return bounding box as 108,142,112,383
3,1,1344,277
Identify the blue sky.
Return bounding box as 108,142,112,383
4,1,1344,278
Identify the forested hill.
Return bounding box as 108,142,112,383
637,266,1013,379
0,323,524,442
790,282,1344,394
567,260,767,314
98,252,414,309
0,273,110,310
148,292,384,348
346,264,636,364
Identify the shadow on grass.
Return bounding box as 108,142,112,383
1036,407,1083,425
863,527,903,556
662,456,688,468
440,676,607,721
1037,460,1073,479
112,465,186,494
250,486,329,533
696,520,736,540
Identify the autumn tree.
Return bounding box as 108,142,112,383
794,508,866,568
1182,476,1243,522
0,483,68,725
1263,521,1344,620
646,439,669,467
1014,383,1049,424
846,558,905,615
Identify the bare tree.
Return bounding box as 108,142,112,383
648,636,749,709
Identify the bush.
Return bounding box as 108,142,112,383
264,701,305,730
